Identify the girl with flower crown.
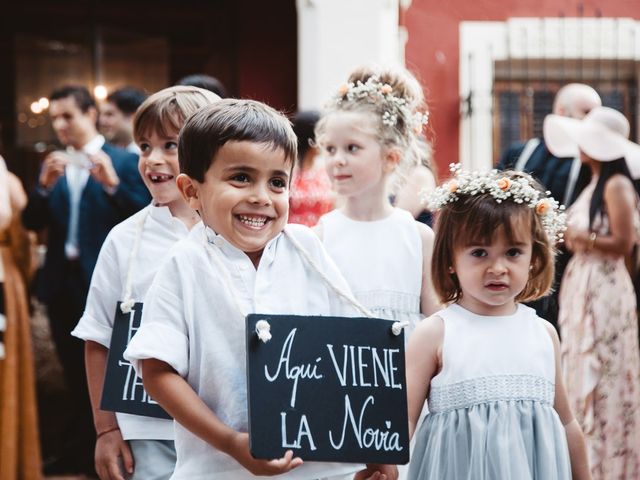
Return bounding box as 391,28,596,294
405,167,591,479
314,66,440,338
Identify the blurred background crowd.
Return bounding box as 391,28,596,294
1,0,640,479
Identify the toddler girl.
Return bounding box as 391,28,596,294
405,165,591,479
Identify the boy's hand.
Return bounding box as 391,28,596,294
95,429,134,480
354,463,398,480
228,432,303,476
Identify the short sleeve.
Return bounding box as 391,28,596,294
71,235,122,347
123,256,189,378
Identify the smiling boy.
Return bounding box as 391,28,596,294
72,86,220,479
123,99,378,479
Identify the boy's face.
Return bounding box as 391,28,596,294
137,130,183,208
182,141,291,265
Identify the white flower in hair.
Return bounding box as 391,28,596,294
333,75,428,133
423,164,567,243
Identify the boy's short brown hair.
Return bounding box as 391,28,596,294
133,86,220,143
178,99,297,182
432,172,556,304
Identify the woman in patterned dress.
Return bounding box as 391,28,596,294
545,107,640,479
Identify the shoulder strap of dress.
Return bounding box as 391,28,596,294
435,304,457,322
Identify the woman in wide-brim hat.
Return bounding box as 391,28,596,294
544,106,640,479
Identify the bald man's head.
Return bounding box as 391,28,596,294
552,83,601,119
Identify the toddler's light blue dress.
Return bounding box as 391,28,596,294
408,303,572,479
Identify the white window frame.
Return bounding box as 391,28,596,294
460,17,640,170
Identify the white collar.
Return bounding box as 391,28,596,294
148,202,194,234
67,134,105,155
201,224,281,265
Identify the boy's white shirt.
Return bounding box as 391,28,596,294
124,222,363,480
72,203,190,441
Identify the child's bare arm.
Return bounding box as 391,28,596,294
141,358,304,476
543,323,592,480
85,341,134,480
406,315,443,439
416,223,441,317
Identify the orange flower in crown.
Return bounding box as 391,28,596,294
497,177,511,191
380,84,393,94
448,180,459,193
535,199,550,215
338,83,349,96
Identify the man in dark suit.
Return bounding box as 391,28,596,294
22,85,150,475
498,83,601,329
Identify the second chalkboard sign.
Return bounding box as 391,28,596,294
101,302,171,419
246,314,409,465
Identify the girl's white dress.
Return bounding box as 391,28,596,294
409,303,572,480
318,208,422,331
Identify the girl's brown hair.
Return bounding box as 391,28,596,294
432,172,555,304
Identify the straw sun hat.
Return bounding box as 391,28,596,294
543,106,640,178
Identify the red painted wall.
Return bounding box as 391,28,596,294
403,0,640,178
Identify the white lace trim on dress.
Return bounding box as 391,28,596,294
429,374,555,413
355,290,420,315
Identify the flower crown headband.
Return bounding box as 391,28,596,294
333,75,429,133
424,164,567,243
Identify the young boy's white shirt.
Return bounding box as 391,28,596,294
72,203,190,440
124,222,363,480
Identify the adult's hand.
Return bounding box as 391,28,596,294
563,225,588,253
38,151,68,190
89,150,120,190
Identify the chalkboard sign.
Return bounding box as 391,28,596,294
246,314,409,464
101,302,171,419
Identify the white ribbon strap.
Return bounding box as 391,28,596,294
120,298,136,314
391,320,410,336
120,210,150,314
255,319,272,343
283,228,374,318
